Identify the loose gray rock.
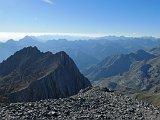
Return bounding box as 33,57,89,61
0,87,160,120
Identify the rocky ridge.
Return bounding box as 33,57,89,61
0,87,159,120
0,46,91,102
84,49,156,81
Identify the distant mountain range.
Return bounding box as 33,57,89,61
87,47,160,106
1,36,160,107
0,36,160,71
84,49,157,81
0,47,91,102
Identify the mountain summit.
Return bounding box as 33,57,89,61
0,46,91,102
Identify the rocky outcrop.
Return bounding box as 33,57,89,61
0,87,159,120
0,46,91,102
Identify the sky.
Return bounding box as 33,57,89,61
0,0,160,41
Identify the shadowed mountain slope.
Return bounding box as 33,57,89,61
0,46,91,102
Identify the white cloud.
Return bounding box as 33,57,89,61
132,33,137,35
41,0,53,5
0,32,107,42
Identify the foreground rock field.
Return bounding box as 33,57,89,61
0,87,160,120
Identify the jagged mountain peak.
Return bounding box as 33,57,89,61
17,46,41,54
18,36,40,45
20,35,34,41
6,39,16,43
0,46,72,77
0,46,41,66
0,47,91,102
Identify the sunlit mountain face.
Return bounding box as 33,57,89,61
0,0,160,119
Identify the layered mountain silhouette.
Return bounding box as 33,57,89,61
84,49,157,81
0,47,91,102
1,36,160,71
90,47,160,106
105,57,160,91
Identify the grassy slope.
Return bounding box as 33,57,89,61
135,92,160,107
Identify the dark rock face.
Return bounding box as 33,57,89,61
0,46,91,102
0,87,159,120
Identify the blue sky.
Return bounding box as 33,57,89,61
0,0,160,39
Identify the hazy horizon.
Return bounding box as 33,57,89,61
0,0,160,41
0,32,160,42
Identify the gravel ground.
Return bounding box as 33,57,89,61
0,87,160,120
